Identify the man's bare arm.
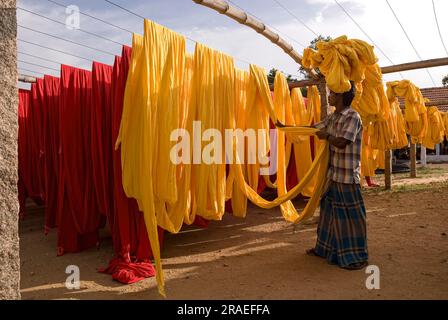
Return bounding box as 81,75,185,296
316,130,351,149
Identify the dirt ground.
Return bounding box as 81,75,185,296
19,164,448,300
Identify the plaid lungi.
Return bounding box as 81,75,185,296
314,181,368,267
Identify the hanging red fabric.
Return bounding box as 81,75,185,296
91,62,114,221
43,75,61,233
57,65,104,255
27,80,46,204
18,89,32,217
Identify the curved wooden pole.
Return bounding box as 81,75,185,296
192,0,320,79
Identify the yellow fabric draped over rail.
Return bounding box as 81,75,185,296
422,106,445,150
116,20,189,297
442,112,448,138
225,69,250,217
387,98,408,149
288,87,317,197
117,21,335,297
386,80,428,144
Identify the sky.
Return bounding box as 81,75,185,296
17,0,448,90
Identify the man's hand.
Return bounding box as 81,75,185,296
316,129,329,140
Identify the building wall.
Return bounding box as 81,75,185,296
0,0,20,300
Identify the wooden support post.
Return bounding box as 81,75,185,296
420,145,427,167
410,143,417,178
385,149,392,190
318,82,329,119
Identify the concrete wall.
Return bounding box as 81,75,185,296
0,0,20,300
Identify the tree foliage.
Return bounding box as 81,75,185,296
267,68,298,85
443,74,448,87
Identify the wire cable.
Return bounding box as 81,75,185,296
18,59,60,72
272,0,318,37
104,0,300,78
18,25,116,56
333,0,403,79
46,0,134,34
431,0,448,56
18,39,94,62
227,0,306,48
18,67,47,76
385,0,436,86
17,6,124,46
18,51,66,65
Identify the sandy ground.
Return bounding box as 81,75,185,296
19,165,448,300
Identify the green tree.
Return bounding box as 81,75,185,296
299,35,332,79
443,74,448,87
267,68,299,85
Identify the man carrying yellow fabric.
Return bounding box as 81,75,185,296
307,82,369,270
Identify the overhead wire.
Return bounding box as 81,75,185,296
18,25,117,56
431,0,448,56
18,59,60,72
18,39,94,62
385,0,436,86
46,0,134,34
18,51,68,65
227,0,306,48
17,6,125,46
103,0,300,79
272,0,318,37
333,0,404,79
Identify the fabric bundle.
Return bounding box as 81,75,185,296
386,80,428,144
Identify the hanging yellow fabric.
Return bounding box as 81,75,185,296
387,98,408,149
116,19,188,297
117,25,349,297
422,106,445,150
229,66,330,224
288,88,316,197
360,131,378,178
117,26,164,296
441,112,448,138
306,86,322,157
225,69,250,217
386,80,428,144
231,126,329,223
190,43,235,220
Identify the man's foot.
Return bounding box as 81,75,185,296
340,261,368,270
306,248,321,257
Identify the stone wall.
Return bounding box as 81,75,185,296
0,0,20,300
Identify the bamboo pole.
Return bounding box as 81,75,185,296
381,57,448,74
318,82,329,119
385,149,392,190
18,74,37,83
410,143,417,178
288,57,448,89
192,0,320,79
